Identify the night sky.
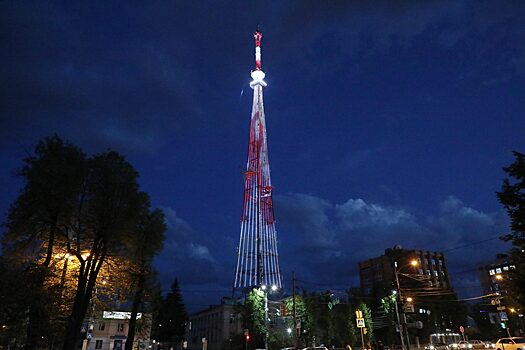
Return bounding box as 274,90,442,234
1,1,524,311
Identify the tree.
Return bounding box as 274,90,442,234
125,207,166,350
497,150,525,308
1,135,86,350
157,279,188,343
243,288,267,348
284,295,314,347
1,136,165,350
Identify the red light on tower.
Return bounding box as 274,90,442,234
245,334,250,342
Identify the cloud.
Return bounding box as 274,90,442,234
275,192,509,292
155,207,221,287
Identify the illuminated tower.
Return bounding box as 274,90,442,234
233,29,282,291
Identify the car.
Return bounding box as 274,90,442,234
495,337,525,350
426,342,449,350
470,340,487,349
484,342,495,349
451,341,473,349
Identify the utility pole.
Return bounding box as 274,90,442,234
292,272,298,349
394,266,407,350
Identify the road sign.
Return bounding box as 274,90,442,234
499,312,508,321
459,326,464,334
356,318,365,328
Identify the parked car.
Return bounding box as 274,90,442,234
426,342,449,350
495,337,525,350
451,341,473,349
470,340,487,349
484,342,496,349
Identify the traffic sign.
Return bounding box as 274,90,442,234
356,318,365,328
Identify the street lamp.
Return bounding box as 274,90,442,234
394,260,419,350
260,284,278,350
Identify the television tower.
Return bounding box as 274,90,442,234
233,28,282,291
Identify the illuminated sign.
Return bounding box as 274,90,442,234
103,311,142,320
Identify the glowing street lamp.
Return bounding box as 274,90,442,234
495,274,503,280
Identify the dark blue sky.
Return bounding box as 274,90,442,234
1,1,524,311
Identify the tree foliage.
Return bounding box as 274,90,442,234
497,150,525,308
243,288,267,348
1,135,166,350
156,279,188,343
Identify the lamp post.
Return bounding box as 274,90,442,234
261,284,278,350
394,260,418,350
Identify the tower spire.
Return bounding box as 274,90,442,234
234,29,281,291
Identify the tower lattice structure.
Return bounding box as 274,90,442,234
234,29,282,291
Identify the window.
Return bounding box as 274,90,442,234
117,323,124,332
503,266,509,271
98,322,105,331
489,269,495,275
496,268,502,273
418,268,423,275
95,340,103,349
426,269,431,276
434,270,439,277
432,259,437,265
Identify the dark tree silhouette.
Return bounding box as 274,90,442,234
157,279,188,344
497,150,525,308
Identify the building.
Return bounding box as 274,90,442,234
84,311,151,350
358,247,459,346
477,254,518,333
477,253,516,295
359,246,452,297
185,303,243,350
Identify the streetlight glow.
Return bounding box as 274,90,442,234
271,284,277,291
287,328,292,334
410,260,418,266
495,274,503,280
406,297,413,303
261,284,267,291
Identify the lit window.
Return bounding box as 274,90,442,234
427,270,431,276
510,265,516,270
496,268,502,273
503,266,509,271
434,271,439,276
489,269,495,275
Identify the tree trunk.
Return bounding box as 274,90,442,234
62,249,105,350
125,276,144,350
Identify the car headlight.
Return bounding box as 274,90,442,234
468,345,472,348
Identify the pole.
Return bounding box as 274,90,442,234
293,272,298,349
265,290,269,350
360,327,365,350
394,267,406,350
